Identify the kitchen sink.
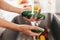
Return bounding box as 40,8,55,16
55,13,60,20
51,13,60,40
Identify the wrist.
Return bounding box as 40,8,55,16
16,25,24,32
18,9,24,14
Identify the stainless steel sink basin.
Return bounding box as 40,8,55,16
54,13,60,23
56,13,60,19
51,13,60,40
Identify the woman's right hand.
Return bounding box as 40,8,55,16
18,25,41,37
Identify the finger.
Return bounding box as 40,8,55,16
29,31,41,37
22,30,39,36
23,28,41,37
37,9,41,14
37,32,42,37
36,32,42,38
29,26,40,30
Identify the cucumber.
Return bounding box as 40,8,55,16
32,28,45,33
22,10,45,20
22,10,37,19
37,14,45,20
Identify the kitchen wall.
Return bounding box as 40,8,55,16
56,0,60,13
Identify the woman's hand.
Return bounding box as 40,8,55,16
18,25,41,36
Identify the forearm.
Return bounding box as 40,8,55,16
0,18,22,31
0,0,22,14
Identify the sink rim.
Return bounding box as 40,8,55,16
54,13,60,21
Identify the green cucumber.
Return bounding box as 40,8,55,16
32,28,44,33
37,14,45,20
